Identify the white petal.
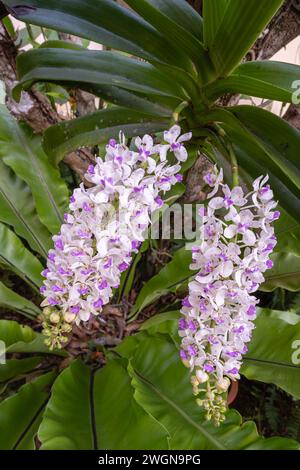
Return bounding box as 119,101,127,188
164,125,181,144
175,146,188,162
159,145,169,162
178,132,192,143
224,224,237,239
221,260,233,277
209,197,224,210
243,230,256,246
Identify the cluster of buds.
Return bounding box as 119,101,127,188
179,168,280,424
40,126,191,348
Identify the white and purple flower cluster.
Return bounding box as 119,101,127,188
179,168,280,424
41,125,191,349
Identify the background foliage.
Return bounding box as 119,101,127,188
0,0,300,450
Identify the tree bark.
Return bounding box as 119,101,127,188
0,20,94,178
283,103,300,130
250,0,300,60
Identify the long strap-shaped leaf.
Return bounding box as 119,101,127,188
3,0,191,69
129,246,193,318
0,223,43,292
261,252,300,292
43,107,169,165
0,282,41,319
14,48,187,102
0,160,51,258
147,0,203,41
0,372,55,450
203,0,230,47
38,359,168,450
125,0,212,80
204,61,300,103
242,309,300,399
128,335,298,449
200,107,300,219
204,0,283,76
0,106,68,234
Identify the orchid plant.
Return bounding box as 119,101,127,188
0,0,300,452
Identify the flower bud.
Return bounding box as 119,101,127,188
216,377,231,392
64,312,76,323
43,307,52,317
196,369,209,384
49,312,60,324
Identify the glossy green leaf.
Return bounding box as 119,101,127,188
128,335,298,449
44,107,168,165
0,319,63,356
14,47,186,101
0,106,68,233
205,0,283,76
0,357,43,385
261,252,300,291
0,224,43,291
140,308,300,400
125,0,210,78
0,160,51,258
39,359,168,450
146,0,203,41
231,105,300,188
3,0,191,67
0,281,40,319
90,85,175,117
242,309,300,398
118,241,149,302
0,319,36,348
203,0,229,47
141,310,181,345
202,107,300,219
0,372,55,450
275,210,300,256
130,247,193,317
7,335,65,356
205,61,300,103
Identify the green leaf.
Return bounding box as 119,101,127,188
90,85,175,117
205,61,300,103
0,106,68,234
118,241,149,302
242,309,300,399
130,247,192,317
3,0,191,67
141,310,181,345
0,319,64,356
0,159,51,258
128,335,298,449
43,107,168,165
146,0,203,41
7,335,65,355
0,224,43,291
14,47,187,101
261,252,300,291
202,106,300,219
125,0,211,78
230,105,300,189
0,372,55,450
275,210,300,256
203,0,229,48
0,357,43,386
0,319,36,348
0,281,41,319
205,0,283,76
39,358,168,450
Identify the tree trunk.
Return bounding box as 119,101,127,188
0,20,95,178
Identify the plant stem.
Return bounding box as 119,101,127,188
229,144,239,187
